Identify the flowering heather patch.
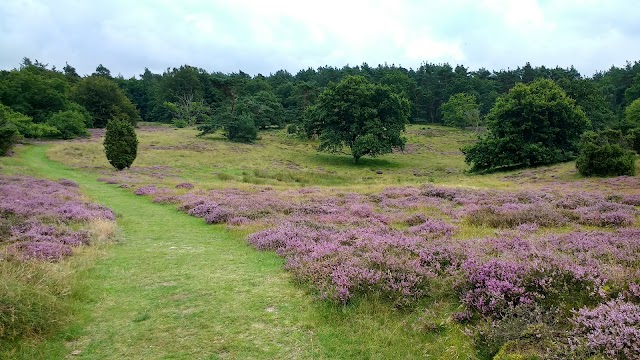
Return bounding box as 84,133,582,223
0,175,115,221
134,185,160,196
175,182,194,189
248,222,444,304
0,175,115,261
570,299,640,359
408,219,456,238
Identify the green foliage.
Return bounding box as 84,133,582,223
46,110,89,139
305,75,410,163
163,94,211,127
463,79,589,172
0,103,58,140
0,115,18,156
73,76,141,128
104,117,138,170
226,114,258,143
627,128,640,154
440,92,480,129
575,129,636,177
0,64,70,123
624,98,640,129
235,90,285,129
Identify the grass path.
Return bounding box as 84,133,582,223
5,145,474,359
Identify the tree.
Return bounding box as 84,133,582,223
164,93,211,127
0,106,19,156
440,93,481,129
226,114,258,143
73,76,141,127
305,75,410,163
104,117,138,170
576,130,636,177
93,64,112,79
624,98,640,129
0,103,58,139
46,110,89,139
463,79,589,172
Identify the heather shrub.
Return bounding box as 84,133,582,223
568,299,640,359
104,117,138,170
472,304,562,359
466,205,567,228
576,130,636,177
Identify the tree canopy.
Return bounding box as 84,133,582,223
463,79,589,172
73,76,140,127
305,75,410,163
440,92,480,129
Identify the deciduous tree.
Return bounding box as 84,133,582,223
305,75,410,163
463,79,588,172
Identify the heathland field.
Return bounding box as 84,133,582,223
2,124,640,359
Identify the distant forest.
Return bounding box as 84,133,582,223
1,57,640,133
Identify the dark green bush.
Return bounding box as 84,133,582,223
627,128,640,154
46,110,89,139
226,115,258,143
0,124,18,156
576,130,636,177
104,117,138,170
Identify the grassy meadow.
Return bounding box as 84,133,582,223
2,123,640,359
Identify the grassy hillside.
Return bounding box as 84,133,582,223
3,123,640,359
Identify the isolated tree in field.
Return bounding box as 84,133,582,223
463,79,588,172
73,76,140,128
305,75,410,164
104,118,138,170
440,92,480,129
576,129,636,177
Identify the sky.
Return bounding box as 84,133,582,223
1,0,639,78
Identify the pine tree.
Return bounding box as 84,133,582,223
104,118,138,170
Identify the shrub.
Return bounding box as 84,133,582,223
104,117,138,170
576,129,636,177
287,124,298,134
0,123,18,156
226,114,258,143
569,299,640,359
46,110,89,139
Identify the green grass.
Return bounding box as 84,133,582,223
1,144,475,359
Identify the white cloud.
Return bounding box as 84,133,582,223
0,0,639,76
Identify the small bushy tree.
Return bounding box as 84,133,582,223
104,118,138,170
226,115,258,143
47,110,89,139
576,129,636,177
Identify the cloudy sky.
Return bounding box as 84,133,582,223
1,0,639,78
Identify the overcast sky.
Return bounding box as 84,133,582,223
1,0,639,78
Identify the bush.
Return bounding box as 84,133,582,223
226,115,258,143
104,117,138,170
624,98,640,129
46,110,89,139
576,130,636,177
0,124,18,156
627,128,640,154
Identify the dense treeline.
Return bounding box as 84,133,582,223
2,57,640,163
